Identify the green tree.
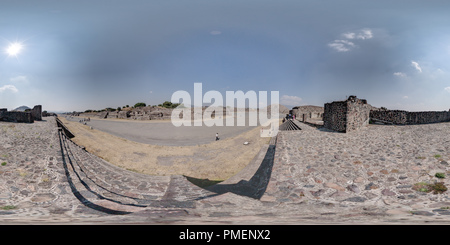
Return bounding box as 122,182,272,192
158,101,180,108
134,102,146,108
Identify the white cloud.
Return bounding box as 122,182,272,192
445,87,450,93
10,75,28,83
0,85,18,93
342,28,373,40
329,28,373,52
411,61,422,73
402,95,409,99
393,72,407,78
280,95,302,106
356,28,373,40
328,40,355,52
341,32,356,39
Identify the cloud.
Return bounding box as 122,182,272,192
328,40,355,52
329,28,373,52
445,87,450,93
393,72,407,78
356,28,373,40
10,75,28,83
402,95,409,99
0,85,19,93
411,61,422,73
342,28,373,40
280,95,303,106
341,32,356,39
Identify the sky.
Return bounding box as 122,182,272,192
1,0,450,112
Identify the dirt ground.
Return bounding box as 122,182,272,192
59,117,269,181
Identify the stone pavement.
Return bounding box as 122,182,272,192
260,120,450,222
1,117,450,224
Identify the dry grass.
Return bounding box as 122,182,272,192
59,117,268,181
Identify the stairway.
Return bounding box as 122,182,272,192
279,119,302,131
57,128,213,215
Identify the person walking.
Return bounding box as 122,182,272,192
216,133,219,141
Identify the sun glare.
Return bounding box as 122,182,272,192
6,42,23,56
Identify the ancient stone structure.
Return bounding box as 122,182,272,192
0,105,42,123
323,96,371,133
118,110,130,119
95,106,235,121
323,95,450,132
96,106,173,120
31,105,42,121
291,105,324,122
370,110,450,125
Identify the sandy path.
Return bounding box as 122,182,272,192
67,115,259,146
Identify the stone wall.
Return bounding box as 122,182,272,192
324,95,450,132
346,96,371,132
323,101,347,132
31,105,42,121
291,105,324,122
0,110,34,123
323,96,371,133
0,105,42,123
370,110,450,125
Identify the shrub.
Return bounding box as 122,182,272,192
134,102,146,108
430,182,448,194
435,173,446,179
413,182,431,193
158,101,180,109
1,205,16,210
413,182,448,194
1,162,6,166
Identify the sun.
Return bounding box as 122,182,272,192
6,42,23,57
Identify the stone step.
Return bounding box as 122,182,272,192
280,119,302,131
62,136,170,197
58,130,215,214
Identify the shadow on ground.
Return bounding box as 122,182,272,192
185,144,276,199
183,176,224,188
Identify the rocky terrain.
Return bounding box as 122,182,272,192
1,117,450,224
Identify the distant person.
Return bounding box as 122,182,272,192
216,133,219,141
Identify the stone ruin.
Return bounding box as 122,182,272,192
95,106,234,121
323,96,371,133
291,105,324,123
0,105,42,123
96,106,173,120
323,95,450,133
369,109,450,125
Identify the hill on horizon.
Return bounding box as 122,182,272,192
12,105,31,112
